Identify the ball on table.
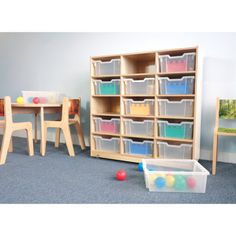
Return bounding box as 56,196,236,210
16,96,24,104
174,175,186,191
116,169,127,181
187,176,196,189
138,163,143,172
33,97,40,104
155,176,166,189
166,175,175,188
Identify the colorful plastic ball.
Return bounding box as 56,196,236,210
138,163,143,172
33,97,40,104
187,176,196,189
155,177,166,189
116,169,126,181
174,175,186,191
166,175,175,188
16,96,24,104
40,97,47,103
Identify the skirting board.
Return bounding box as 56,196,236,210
200,149,236,164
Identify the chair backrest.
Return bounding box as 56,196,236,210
0,96,13,123
69,98,81,116
0,99,4,117
219,99,236,119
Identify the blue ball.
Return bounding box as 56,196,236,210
155,177,166,189
138,163,143,172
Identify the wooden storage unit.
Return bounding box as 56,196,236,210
90,47,200,163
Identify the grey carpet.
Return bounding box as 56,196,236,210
0,137,235,203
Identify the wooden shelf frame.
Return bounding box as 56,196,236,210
90,47,200,163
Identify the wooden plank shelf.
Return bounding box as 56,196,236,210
157,116,194,120
122,73,156,78
92,75,121,79
122,94,155,97
121,134,154,139
157,71,196,76
122,115,155,119
92,95,120,97
92,113,120,117
92,132,120,137
157,94,195,98
156,137,193,143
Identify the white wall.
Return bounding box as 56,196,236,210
0,32,236,162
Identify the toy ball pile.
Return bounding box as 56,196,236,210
152,174,196,190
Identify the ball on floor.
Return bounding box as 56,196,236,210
138,163,143,172
116,169,127,181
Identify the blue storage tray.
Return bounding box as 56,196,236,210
124,139,153,156
159,76,194,95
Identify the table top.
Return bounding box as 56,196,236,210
12,103,62,108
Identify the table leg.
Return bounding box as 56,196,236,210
40,107,45,156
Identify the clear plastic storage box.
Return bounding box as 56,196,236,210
159,53,195,73
94,59,121,75
94,136,120,153
157,141,192,159
158,99,194,117
22,91,64,104
123,99,155,116
93,79,120,95
123,119,154,136
124,78,155,95
157,120,193,139
158,76,195,95
142,159,209,193
93,117,120,134
123,138,154,157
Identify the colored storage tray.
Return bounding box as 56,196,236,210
123,138,154,157
142,159,209,193
93,117,120,134
22,91,64,104
94,136,120,153
159,53,195,73
157,141,192,159
158,99,194,117
124,78,155,95
94,59,121,75
93,79,120,95
157,120,193,139
123,99,155,116
123,119,154,137
158,76,195,95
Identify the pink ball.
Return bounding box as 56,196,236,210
33,97,40,104
187,176,196,189
116,169,126,181
40,97,47,103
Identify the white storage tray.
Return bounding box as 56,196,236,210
142,159,209,193
158,99,194,117
124,78,155,95
157,141,192,159
94,136,120,153
123,119,154,136
94,59,121,75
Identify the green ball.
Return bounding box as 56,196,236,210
174,175,186,191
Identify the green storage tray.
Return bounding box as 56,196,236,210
100,84,119,95
158,121,193,139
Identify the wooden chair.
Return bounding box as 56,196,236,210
0,96,34,165
55,98,86,151
41,97,76,157
212,98,236,175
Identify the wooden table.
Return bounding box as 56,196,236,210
11,103,62,155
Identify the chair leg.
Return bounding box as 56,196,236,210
41,125,48,156
212,133,218,175
8,138,13,152
26,124,34,156
75,122,86,150
62,126,75,157
34,113,38,143
55,128,61,148
0,128,12,165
